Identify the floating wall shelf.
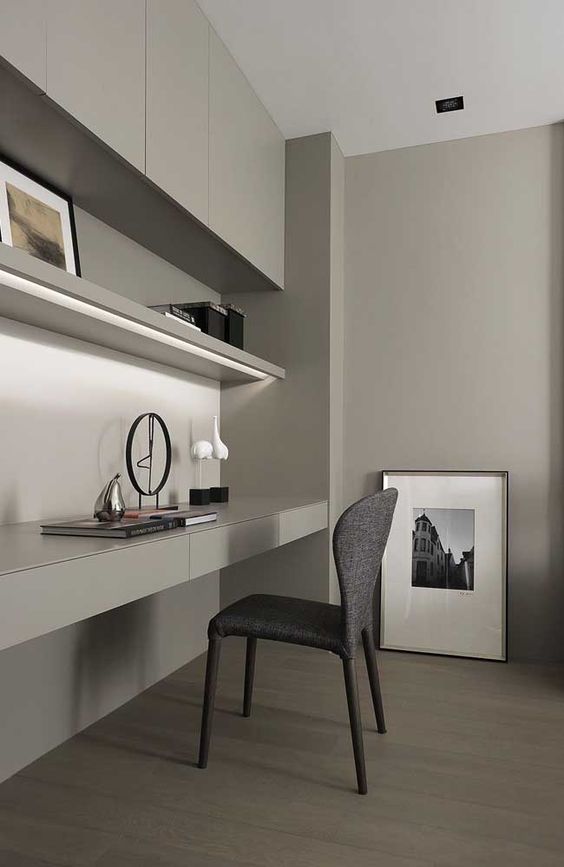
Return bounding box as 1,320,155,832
0,245,285,383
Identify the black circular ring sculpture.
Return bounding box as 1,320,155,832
125,412,172,507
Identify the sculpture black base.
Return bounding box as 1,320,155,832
190,488,211,506
210,486,229,503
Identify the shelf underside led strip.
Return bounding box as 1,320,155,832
0,269,269,380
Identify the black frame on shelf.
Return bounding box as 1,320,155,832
0,150,81,277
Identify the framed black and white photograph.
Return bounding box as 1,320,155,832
381,471,508,661
0,156,80,275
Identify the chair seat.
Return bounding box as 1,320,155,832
209,594,345,656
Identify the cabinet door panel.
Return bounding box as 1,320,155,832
0,535,190,652
147,0,209,224
46,0,145,170
209,32,285,287
0,0,46,90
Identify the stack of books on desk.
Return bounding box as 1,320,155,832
41,509,217,538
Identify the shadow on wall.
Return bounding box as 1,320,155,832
362,472,382,499
97,417,127,494
220,530,331,608
71,597,157,733
0,484,20,526
546,127,564,662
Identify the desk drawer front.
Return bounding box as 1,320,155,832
0,535,190,652
190,516,279,579
279,502,328,547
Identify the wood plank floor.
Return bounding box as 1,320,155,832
1,641,564,866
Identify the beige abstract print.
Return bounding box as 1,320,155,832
6,182,67,270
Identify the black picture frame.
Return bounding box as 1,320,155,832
0,151,81,276
379,470,509,663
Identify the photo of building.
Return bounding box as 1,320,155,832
411,508,475,590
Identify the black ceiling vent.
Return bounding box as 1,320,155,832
435,96,464,114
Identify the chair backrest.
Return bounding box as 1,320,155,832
333,489,398,657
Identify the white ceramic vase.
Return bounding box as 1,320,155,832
211,415,229,460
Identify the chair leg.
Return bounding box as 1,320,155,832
342,657,368,795
243,637,257,718
362,627,386,734
198,638,222,769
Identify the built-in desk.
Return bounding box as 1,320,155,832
0,497,328,653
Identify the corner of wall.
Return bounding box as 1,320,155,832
219,132,346,607
329,134,345,605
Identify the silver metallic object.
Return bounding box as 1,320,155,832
94,473,126,522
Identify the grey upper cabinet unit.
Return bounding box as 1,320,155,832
45,0,146,171
209,31,285,288
146,0,209,225
0,0,46,90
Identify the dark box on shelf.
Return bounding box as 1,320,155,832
224,305,246,350
210,486,229,503
177,302,227,341
189,488,211,506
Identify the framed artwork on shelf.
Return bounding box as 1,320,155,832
0,155,80,275
380,470,508,661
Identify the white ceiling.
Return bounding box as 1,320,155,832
199,0,564,156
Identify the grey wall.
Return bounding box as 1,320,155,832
329,135,345,603
0,209,222,782
344,124,564,661
74,207,220,307
220,133,343,606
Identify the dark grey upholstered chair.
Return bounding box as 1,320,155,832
198,489,398,794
